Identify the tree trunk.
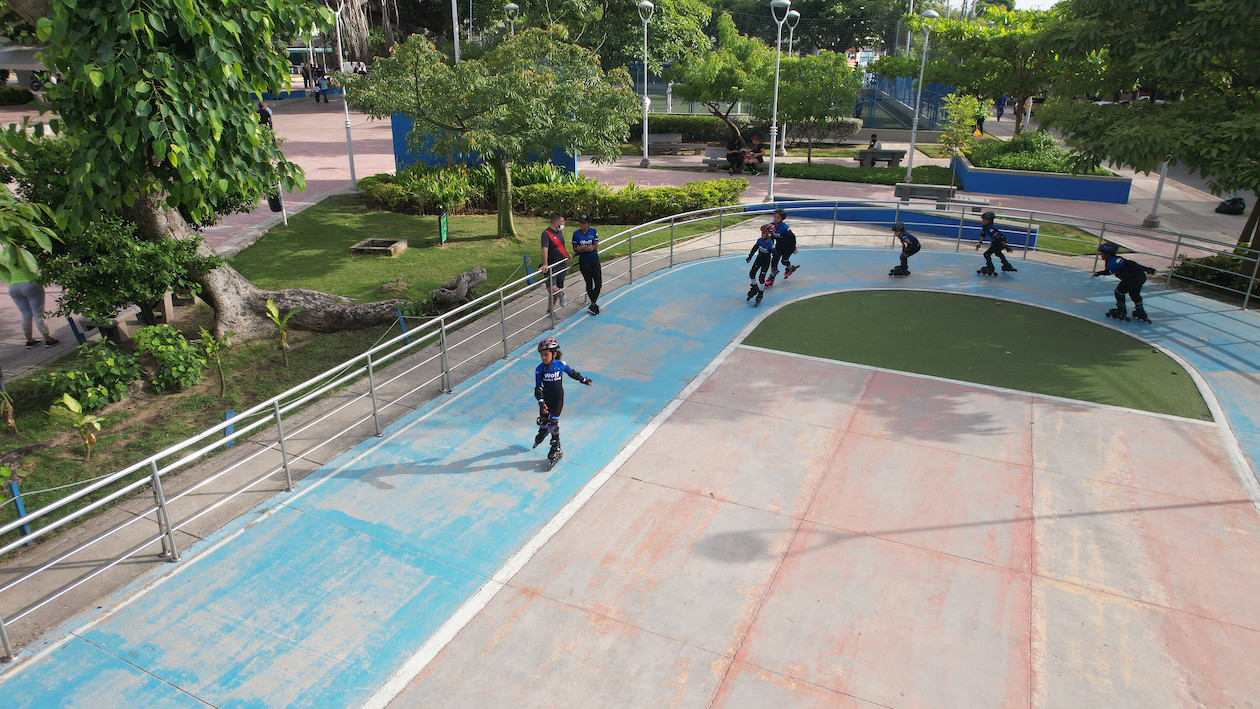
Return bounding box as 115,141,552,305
493,156,517,239
1242,202,1260,251
125,193,405,341
705,102,745,147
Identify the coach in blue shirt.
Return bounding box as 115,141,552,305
572,213,602,315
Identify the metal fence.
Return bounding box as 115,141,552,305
1,199,1256,662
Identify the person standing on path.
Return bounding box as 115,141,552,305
995,95,1007,122
571,214,602,315
301,62,311,89
531,336,592,468
257,101,273,130
1,249,59,348
540,212,569,313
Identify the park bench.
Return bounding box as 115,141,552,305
856,149,908,167
895,182,956,207
645,132,707,155
948,196,991,213
703,147,732,171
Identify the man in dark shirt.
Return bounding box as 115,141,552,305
726,135,745,175
540,212,569,313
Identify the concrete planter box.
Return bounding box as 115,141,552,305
951,156,1132,203
351,238,408,257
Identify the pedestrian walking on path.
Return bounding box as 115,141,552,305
532,337,592,469
571,214,602,315
540,212,569,313
1,248,59,348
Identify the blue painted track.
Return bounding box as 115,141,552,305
2,248,1258,707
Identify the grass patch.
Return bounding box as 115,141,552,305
917,135,1000,160
774,162,955,186
745,290,1210,420
232,194,731,302
1033,221,1102,256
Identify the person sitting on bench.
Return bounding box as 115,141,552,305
868,134,882,150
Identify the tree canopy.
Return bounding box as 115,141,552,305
745,51,861,162
668,12,774,143
1037,0,1260,204
344,26,638,238
871,8,1056,134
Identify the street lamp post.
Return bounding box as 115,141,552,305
451,0,461,62
904,8,938,184
766,0,791,202
1143,161,1169,228
905,0,914,54
333,6,357,188
638,0,654,168
504,2,518,34
779,8,800,157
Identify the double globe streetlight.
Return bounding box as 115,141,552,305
765,0,791,202
637,0,655,168
903,8,938,184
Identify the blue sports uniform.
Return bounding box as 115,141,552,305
897,232,921,269
534,359,589,424
978,222,1011,269
770,221,797,273
747,235,777,291
1095,255,1155,311
572,226,602,309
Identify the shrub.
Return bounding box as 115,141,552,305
361,162,592,214
640,114,753,142
967,131,1112,176
774,163,955,186
515,178,748,222
134,325,207,392
1172,253,1257,294
33,343,141,410
0,86,35,106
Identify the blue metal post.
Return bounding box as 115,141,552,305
524,254,534,285
66,317,87,344
6,480,32,545
224,410,235,449
396,308,411,345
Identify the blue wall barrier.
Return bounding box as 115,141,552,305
390,113,578,175
951,156,1131,204
744,202,1038,249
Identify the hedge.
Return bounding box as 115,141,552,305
515,178,748,223
358,162,588,215
968,131,1112,176
0,86,34,106
774,163,955,186
638,114,754,142
1173,252,1259,296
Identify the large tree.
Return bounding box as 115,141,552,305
8,0,408,340
668,12,774,145
1037,0,1260,245
344,27,638,239
745,51,861,162
872,8,1057,135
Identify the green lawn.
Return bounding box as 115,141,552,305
745,291,1210,420
1034,222,1103,256
231,194,734,303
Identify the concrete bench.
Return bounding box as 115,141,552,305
645,133,706,155
948,196,991,213
857,149,907,167
895,182,956,205
703,147,732,171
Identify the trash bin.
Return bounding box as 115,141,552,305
267,192,284,212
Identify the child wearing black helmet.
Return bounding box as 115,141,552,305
746,223,777,306
890,222,920,276
1093,242,1157,323
768,208,800,284
532,337,593,468
975,211,1017,276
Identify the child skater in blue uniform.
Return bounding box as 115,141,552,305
1093,242,1156,323
532,337,593,468
745,223,777,306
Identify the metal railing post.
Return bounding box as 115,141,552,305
148,467,171,559
149,461,181,562
1167,234,1182,287
1092,224,1107,273
273,400,294,492
954,207,965,252
669,218,675,268
1242,249,1259,311
831,202,838,247
1025,212,1034,259
366,353,382,437
439,317,452,393
0,612,13,663
628,234,634,283
717,211,724,257
499,291,509,360
892,202,901,246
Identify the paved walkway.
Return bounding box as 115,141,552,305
1,247,1258,706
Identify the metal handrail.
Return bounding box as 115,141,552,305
1,197,1256,662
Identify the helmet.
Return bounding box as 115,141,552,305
1098,241,1119,255
537,337,560,353
981,211,996,221
892,222,905,232
761,223,776,237
773,208,788,219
